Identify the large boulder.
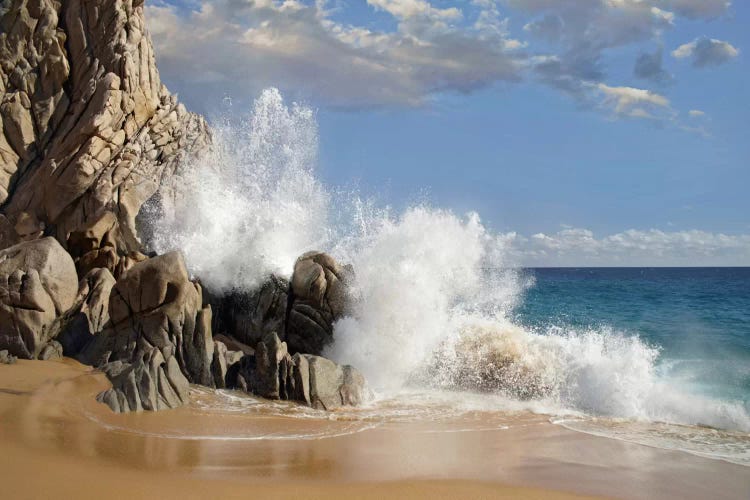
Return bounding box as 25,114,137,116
0,237,78,358
80,252,214,386
57,268,116,357
302,354,369,410
286,252,351,355
209,275,288,347
0,0,210,251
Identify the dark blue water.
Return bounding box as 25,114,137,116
515,268,750,403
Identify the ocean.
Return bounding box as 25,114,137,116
511,267,750,465
516,267,750,405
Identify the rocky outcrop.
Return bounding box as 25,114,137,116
209,251,352,357
0,2,371,415
80,252,214,386
84,251,216,412
286,252,351,355
0,237,78,358
0,0,210,254
233,332,369,410
57,267,116,356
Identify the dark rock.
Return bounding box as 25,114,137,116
208,276,289,347
0,238,78,358
248,332,293,399
58,268,116,357
286,252,351,355
210,340,242,389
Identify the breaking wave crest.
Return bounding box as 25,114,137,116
146,88,750,457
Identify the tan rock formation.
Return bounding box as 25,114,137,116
0,0,209,254
0,237,78,358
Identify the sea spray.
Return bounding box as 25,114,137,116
326,207,527,389
145,88,329,291
147,88,750,437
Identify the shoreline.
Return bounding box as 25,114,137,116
1,359,748,499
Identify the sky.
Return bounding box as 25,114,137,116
146,0,749,266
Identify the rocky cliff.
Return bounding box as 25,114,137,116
0,0,368,413
0,0,209,253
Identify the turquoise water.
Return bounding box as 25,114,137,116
515,268,750,406
508,268,750,465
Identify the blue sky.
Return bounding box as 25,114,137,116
146,0,749,265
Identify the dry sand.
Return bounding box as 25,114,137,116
0,358,748,499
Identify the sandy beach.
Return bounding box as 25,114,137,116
0,358,747,500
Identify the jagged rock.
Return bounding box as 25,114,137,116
38,339,63,360
80,252,214,387
0,237,78,358
304,355,368,410
57,268,116,357
233,332,369,410
211,341,228,389
209,276,289,347
286,252,351,355
0,0,210,252
211,340,245,389
66,212,147,278
96,346,189,413
0,350,17,364
213,333,254,356
246,332,295,400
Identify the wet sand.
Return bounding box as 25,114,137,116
0,359,748,499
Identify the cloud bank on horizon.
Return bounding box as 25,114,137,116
503,226,750,267
148,0,739,125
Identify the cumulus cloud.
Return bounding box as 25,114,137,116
595,83,672,119
507,227,750,266
146,0,727,126
147,0,522,110
672,37,740,67
688,109,705,117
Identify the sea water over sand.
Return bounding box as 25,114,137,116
144,89,750,467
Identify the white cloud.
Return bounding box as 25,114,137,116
146,0,721,127
507,227,750,266
688,109,705,117
367,0,462,23
147,0,522,110
672,37,740,67
595,83,672,119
